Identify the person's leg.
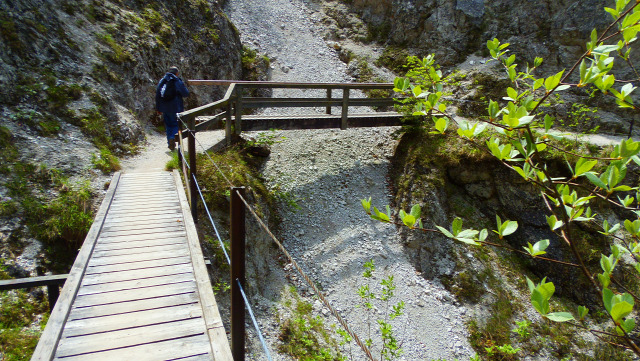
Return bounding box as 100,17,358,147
163,113,179,149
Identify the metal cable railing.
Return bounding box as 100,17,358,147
177,143,272,360
177,116,377,360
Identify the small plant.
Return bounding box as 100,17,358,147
512,319,532,341
353,260,405,360
91,147,121,174
246,129,286,147
96,33,132,64
278,287,344,360
0,289,49,360
165,151,180,171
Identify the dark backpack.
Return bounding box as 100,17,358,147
159,77,177,102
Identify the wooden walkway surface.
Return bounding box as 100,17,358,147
32,171,232,361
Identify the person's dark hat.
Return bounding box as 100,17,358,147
168,66,179,75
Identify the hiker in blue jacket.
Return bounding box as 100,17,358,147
155,66,189,150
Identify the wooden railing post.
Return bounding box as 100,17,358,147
188,116,198,223
234,85,244,137
230,187,246,361
226,97,233,145
341,88,350,130
326,88,332,114
46,285,60,312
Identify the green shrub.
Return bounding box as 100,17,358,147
91,147,121,173
96,33,132,64
0,290,48,361
165,151,180,171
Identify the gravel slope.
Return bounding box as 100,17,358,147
224,0,474,360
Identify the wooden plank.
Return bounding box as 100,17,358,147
62,302,203,337
110,197,178,205
53,334,212,361
101,222,185,233
81,263,193,286
73,281,197,308
101,219,184,232
32,172,122,361
96,230,186,243
105,212,183,224
92,238,186,254
67,291,199,321
106,202,181,212
98,224,185,237
92,242,186,258
55,317,208,357
85,255,192,274
77,272,194,296
88,248,191,266
173,170,233,360
0,274,67,291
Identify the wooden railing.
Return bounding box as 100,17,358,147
0,274,67,312
178,80,396,141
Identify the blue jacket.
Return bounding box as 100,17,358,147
155,73,189,114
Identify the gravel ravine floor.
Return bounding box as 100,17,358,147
224,0,475,360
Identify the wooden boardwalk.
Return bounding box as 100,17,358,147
32,171,232,361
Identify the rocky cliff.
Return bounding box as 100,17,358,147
325,0,610,67
0,0,242,277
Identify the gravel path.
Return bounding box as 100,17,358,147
224,1,474,360
120,129,225,173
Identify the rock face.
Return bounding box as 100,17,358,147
0,0,242,276
0,0,242,145
336,0,609,66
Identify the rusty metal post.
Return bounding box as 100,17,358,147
341,88,349,130
326,88,332,114
188,116,198,223
46,285,59,313
230,187,246,361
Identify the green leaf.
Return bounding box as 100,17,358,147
600,254,614,274
610,301,634,322
454,237,481,246
578,306,589,320
574,158,598,177
526,277,536,293
361,197,371,213
598,272,612,288
502,220,518,236
603,288,614,313
622,318,636,333
593,44,619,54
546,312,575,322
402,214,416,228
479,228,488,242
410,204,421,220
544,70,565,92
436,225,454,238
585,172,607,189
452,217,463,236
546,215,563,231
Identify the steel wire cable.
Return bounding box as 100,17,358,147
234,190,377,361
177,114,376,360
178,147,272,358
237,278,274,361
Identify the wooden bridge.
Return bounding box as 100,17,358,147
31,171,232,361
181,80,402,142
24,81,400,361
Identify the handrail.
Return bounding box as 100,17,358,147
178,80,398,143
188,79,394,89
